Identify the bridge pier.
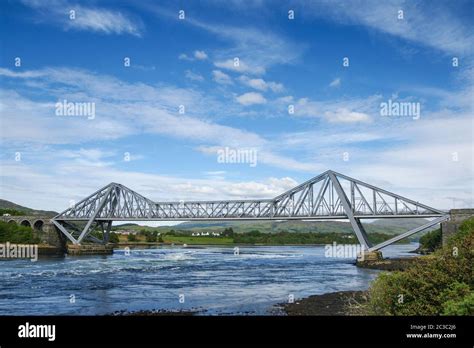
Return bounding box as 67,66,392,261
441,209,474,245
67,244,113,255
357,250,383,263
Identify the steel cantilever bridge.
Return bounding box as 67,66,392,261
51,170,448,252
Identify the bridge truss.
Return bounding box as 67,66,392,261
52,170,448,251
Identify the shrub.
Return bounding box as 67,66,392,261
443,292,474,315
145,231,157,243
0,221,40,244
108,232,120,244
366,217,474,315
127,234,137,242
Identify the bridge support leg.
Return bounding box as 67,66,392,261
100,221,112,244
328,172,372,250
51,220,78,244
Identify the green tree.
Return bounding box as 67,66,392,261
222,227,234,237
419,228,442,252
145,231,157,242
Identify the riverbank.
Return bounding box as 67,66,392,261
356,256,423,271
280,291,368,315
109,309,200,316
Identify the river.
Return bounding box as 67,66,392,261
0,243,418,315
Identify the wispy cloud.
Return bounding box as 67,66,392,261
297,0,474,55
279,94,381,123
21,0,143,36
329,78,341,88
0,67,317,173
146,5,303,75
185,70,204,82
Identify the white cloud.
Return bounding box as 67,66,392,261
0,67,319,176
288,95,381,123
0,157,302,211
212,70,233,85
179,53,191,60
236,92,267,106
238,76,284,92
185,70,204,82
329,78,341,88
214,59,265,75
179,50,208,61
21,0,143,36
194,50,208,60
324,109,370,123
299,0,473,55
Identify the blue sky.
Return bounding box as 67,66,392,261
0,0,472,212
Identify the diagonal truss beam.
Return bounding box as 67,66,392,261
368,215,449,252
76,186,113,243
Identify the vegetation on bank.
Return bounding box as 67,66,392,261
366,217,474,315
82,225,414,246
111,218,432,241
90,230,120,244
418,228,442,252
0,221,40,244
112,228,407,246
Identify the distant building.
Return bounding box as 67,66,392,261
116,230,137,235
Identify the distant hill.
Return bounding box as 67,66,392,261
0,199,58,217
113,218,436,240
174,219,433,235
369,218,434,230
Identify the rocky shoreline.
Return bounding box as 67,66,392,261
356,256,421,271
109,309,201,316
280,291,368,316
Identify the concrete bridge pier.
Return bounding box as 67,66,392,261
357,250,383,262
441,209,474,245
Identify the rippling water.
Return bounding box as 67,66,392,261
0,244,418,315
